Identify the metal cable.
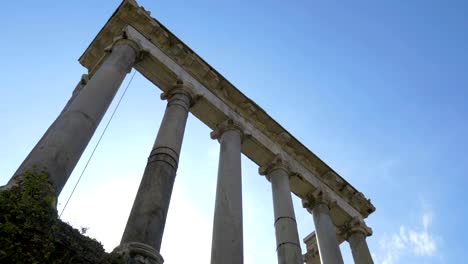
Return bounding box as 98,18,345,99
59,70,137,217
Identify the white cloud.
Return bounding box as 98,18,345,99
377,210,437,264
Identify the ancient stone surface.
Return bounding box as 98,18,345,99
78,0,375,224
210,120,244,264
2,1,377,263
120,81,192,253
10,38,141,196
113,242,164,264
341,218,374,264
260,157,302,264
303,190,344,264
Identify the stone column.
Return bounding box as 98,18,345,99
119,81,193,264
8,38,141,196
303,189,344,264
210,120,244,264
303,232,321,264
7,74,88,190
343,218,373,264
259,156,302,264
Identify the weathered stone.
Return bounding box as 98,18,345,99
78,2,376,220
120,81,192,253
303,232,321,264
3,1,378,263
113,242,164,264
303,190,344,264
9,39,140,196
211,120,244,264
342,218,374,264
260,157,302,264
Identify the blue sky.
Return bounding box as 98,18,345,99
1,0,467,263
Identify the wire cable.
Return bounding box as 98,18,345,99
59,70,137,217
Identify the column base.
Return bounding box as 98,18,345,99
113,242,164,264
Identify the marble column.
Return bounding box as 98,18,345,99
210,120,244,264
303,189,344,264
119,81,192,264
9,38,141,196
259,157,302,264
343,218,373,264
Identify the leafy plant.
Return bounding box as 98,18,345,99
0,169,119,263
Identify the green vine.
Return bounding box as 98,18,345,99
0,169,120,264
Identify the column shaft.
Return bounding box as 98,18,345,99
11,75,88,186
349,232,373,264
270,168,302,264
211,129,243,264
312,204,344,264
10,41,138,196
121,89,191,253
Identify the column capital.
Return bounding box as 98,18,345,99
302,188,337,212
160,80,197,103
341,217,373,239
105,30,147,64
258,154,291,178
210,119,245,140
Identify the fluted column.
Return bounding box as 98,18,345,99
303,189,344,264
343,218,373,264
210,120,244,264
118,81,193,264
259,156,302,264
8,38,141,196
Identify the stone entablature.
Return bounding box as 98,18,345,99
79,0,374,223
3,0,377,262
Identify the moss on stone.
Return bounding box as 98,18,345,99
0,169,121,264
